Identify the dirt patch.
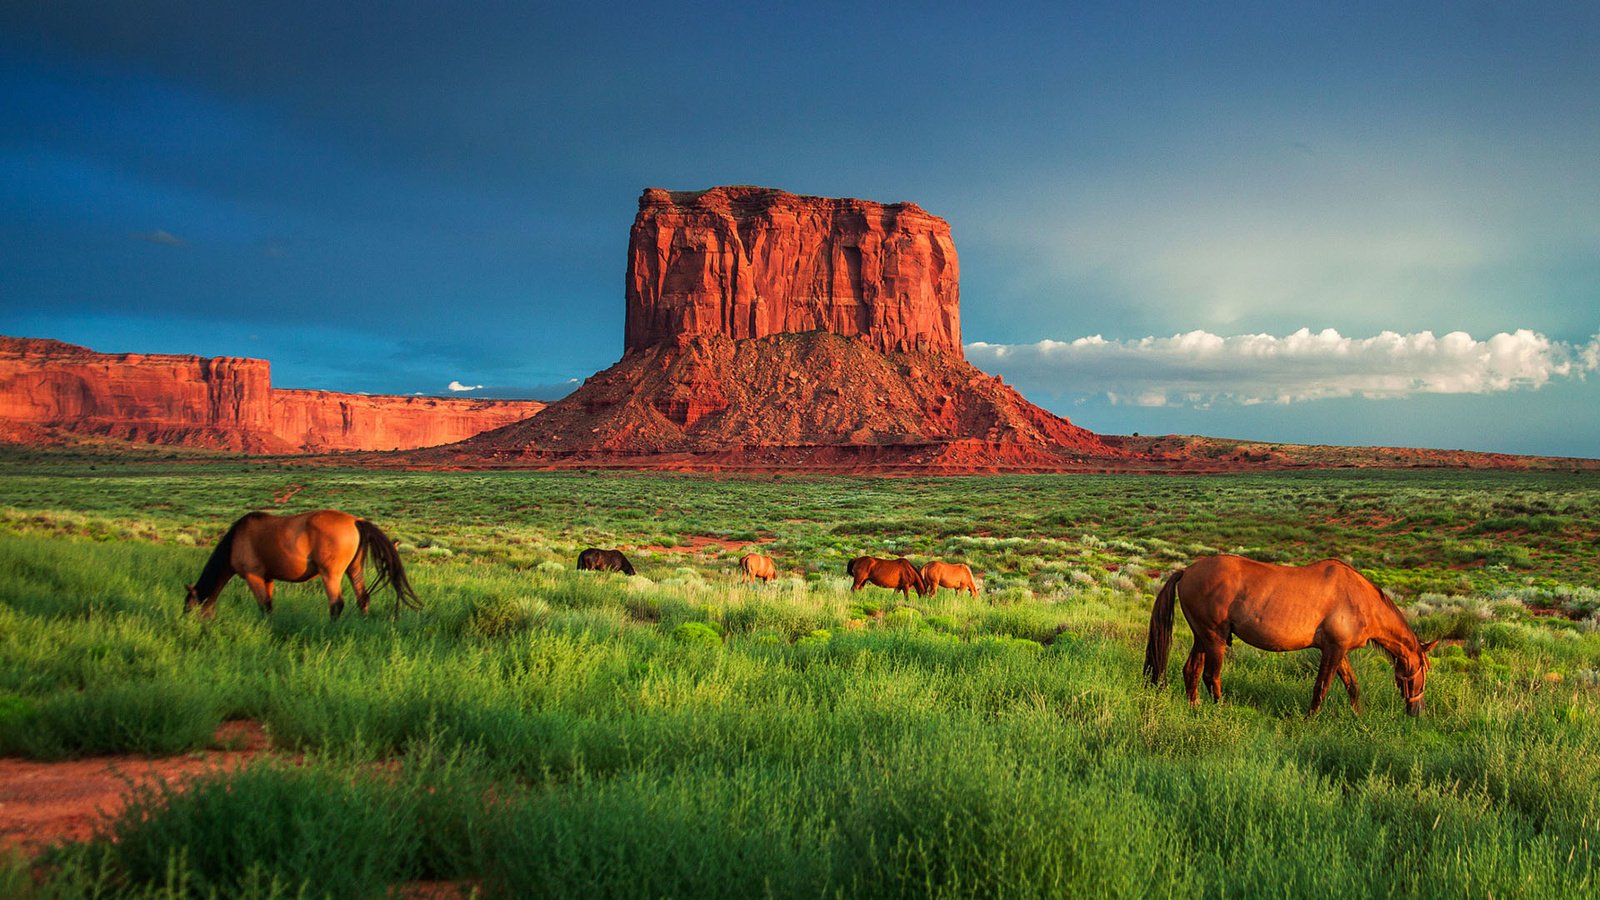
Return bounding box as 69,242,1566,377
634,535,770,554
0,720,272,857
389,880,481,899
272,483,305,505
1525,603,1586,621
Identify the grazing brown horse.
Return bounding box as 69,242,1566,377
577,548,635,575
846,556,925,601
185,510,418,619
918,561,980,598
1144,555,1438,715
740,553,777,583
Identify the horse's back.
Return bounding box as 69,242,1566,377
741,553,775,578
578,548,634,574
849,556,916,588
880,557,919,588
233,509,361,580
922,560,974,587
1183,555,1379,649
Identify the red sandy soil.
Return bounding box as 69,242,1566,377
0,721,272,857
633,535,771,553
1,722,481,897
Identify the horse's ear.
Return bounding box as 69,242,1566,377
185,583,195,593
1421,638,1441,654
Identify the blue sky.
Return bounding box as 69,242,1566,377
2,2,1596,457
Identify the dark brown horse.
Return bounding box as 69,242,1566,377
847,556,925,601
577,548,635,575
1144,555,1438,715
918,560,980,598
740,552,777,583
185,510,418,619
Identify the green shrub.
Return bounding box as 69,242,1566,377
671,621,723,648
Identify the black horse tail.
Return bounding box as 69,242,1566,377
355,519,421,613
1143,569,1183,685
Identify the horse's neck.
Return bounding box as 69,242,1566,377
1368,605,1419,662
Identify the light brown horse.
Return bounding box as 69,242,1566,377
740,553,777,583
1144,555,1438,715
918,561,980,598
846,556,925,601
185,510,419,619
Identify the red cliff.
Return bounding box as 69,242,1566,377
0,336,545,453
625,186,961,355
269,390,546,453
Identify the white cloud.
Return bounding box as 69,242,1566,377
131,229,185,246
447,380,483,392
967,328,1600,408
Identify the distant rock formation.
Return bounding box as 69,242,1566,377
419,186,1119,472
625,187,960,355
435,331,1114,472
0,336,545,453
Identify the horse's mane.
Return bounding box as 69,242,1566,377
194,513,263,597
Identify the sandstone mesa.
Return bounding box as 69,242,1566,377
0,336,544,453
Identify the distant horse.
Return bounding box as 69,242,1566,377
918,561,979,598
578,548,636,576
846,556,925,601
740,553,777,583
1144,555,1439,715
185,510,418,619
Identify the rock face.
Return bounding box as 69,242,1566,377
0,336,545,453
418,186,1119,473
625,187,960,355
268,391,546,453
435,331,1115,472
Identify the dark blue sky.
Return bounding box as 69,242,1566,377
3,2,1597,456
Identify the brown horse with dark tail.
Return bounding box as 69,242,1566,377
846,556,925,601
185,510,419,619
1144,555,1438,715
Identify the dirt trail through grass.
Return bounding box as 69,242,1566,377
0,721,271,856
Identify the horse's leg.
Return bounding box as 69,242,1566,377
1201,638,1227,703
347,556,371,615
1309,648,1342,714
321,572,346,620
1335,657,1362,714
241,573,273,615
1182,645,1204,705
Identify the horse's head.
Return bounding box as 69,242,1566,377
905,561,929,596
1395,638,1441,716
183,583,201,613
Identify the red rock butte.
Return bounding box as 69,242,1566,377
419,186,1122,472
626,186,961,356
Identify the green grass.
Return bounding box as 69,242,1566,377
2,456,1600,896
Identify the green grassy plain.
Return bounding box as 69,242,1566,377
3,452,1599,897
